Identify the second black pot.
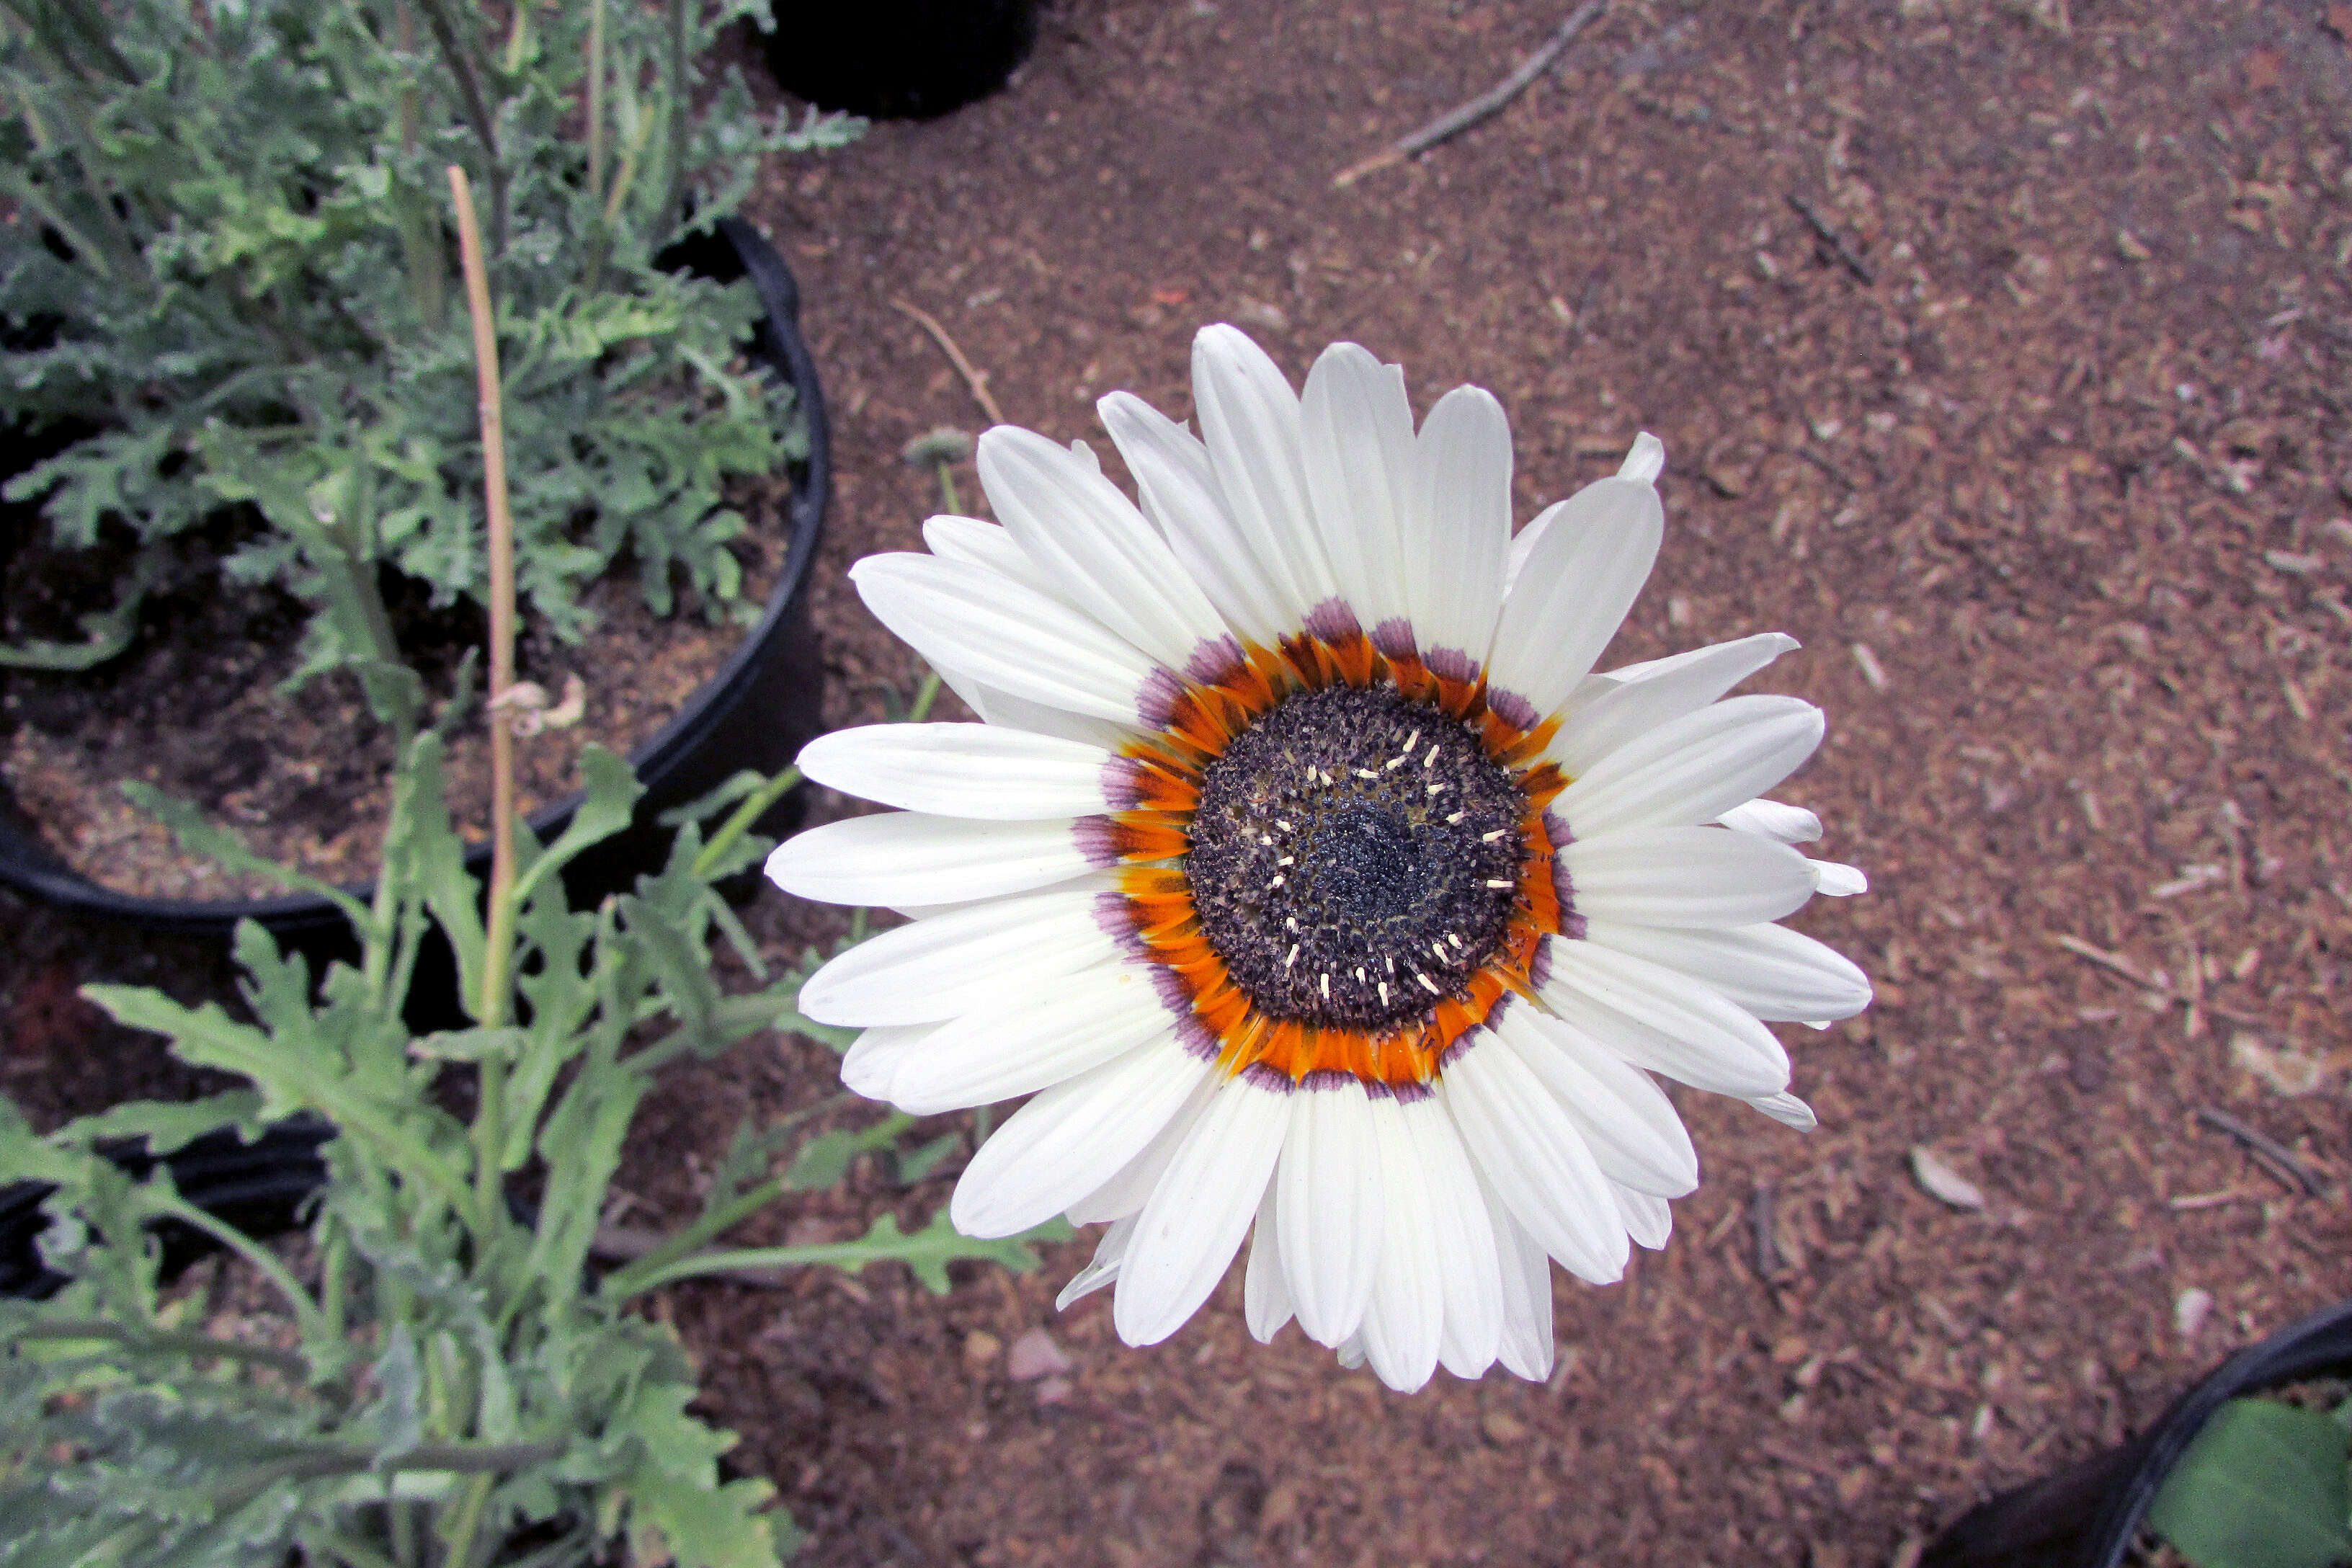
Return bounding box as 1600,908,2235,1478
761,0,1041,120
1923,1298,2352,1568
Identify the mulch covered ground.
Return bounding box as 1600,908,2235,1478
6,1,2348,1564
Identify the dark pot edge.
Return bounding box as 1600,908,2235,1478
0,218,829,938
1923,1296,2352,1568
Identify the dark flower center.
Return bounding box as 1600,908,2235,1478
1184,685,1525,1030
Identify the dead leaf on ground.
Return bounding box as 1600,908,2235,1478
2230,1031,2330,1096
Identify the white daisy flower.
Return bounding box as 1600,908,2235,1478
768,325,1870,1392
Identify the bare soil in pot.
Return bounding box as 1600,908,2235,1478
0,474,791,902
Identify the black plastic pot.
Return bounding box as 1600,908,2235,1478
0,1114,334,1299
0,217,829,954
760,0,1041,120
1923,1298,2352,1568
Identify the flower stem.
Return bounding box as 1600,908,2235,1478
14,1319,311,1382
690,765,801,881
606,1238,888,1298
449,165,517,1229
416,0,507,255
142,1191,329,1345
659,0,687,237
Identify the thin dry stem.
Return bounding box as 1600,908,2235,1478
449,165,517,1032
1332,0,1605,188
891,298,1007,427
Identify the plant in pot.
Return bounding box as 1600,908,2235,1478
0,0,858,937
1925,1297,2352,1568
0,184,1058,1566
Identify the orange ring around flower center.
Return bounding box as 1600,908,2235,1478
1102,615,1568,1093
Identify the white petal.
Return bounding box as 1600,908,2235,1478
927,659,993,726
1485,477,1662,721
1336,1333,1368,1371
951,1044,1212,1237
1750,1091,1817,1131
1056,1216,1135,1310
884,868,1123,923
1275,1079,1386,1347
798,887,1122,1027
1618,431,1665,484
1810,860,1870,896
1582,920,1871,1023
1405,384,1512,669
1299,342,1416,632
798,723,1117,821
1066,1064,1221,1224
1562,826,1817,928
1613,1184,1674,1250
1407,1106,1505,1380
839,1022,935,1101
1440,1033,1627,1284
1719,798,1823,844
850,552,1162,728
1551,696,1825,837
978,426,1236,674
1113,1076,1289,1346
1537,939,1791,1099
1190,324,1338,624
1242,1182,1293,1343
887,962,1175,1115
1491,1002,1698,1198
765,811,1097,908
1492,1197,1556,1382
964,682,1136,751
921,514,1066,604
1358,1095,1442,1393
1548,633,1801,777
1097,391,1291,647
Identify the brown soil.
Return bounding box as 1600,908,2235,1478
7,1,2351,1566
0,476,790,901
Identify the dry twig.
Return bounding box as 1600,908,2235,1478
1332,1,1607,188
2195,1107,2328,1197
2049,932,2278,1030
1786,194,1876,286
2050,932,2162,989
891,298,1007,427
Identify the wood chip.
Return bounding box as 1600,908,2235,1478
1005,1327,1074,1381
1908,1146,1986,1211
1851,643,1889,690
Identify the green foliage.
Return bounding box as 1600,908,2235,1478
2148,1394,2352,1568
0,0,858,697
1,738,1061,1568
